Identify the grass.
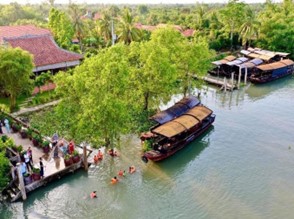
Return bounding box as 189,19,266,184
0,94,29,112
0,90,58,112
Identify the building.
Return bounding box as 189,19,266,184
0,25,83,74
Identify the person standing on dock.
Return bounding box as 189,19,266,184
27,147,33,165
68,140,75,154
4,118,10,133
24,151,33,172
39,157,44,178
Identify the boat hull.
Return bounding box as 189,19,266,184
142,115,215,162
250,69,293,84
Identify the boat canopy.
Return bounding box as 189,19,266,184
257,59,294,71
150,96,200,124
151,106,212,138
211,55,236,66
238,58,263,69
226,57,249,66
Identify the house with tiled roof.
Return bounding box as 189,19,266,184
0,25,83,74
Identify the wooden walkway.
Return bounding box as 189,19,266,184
12,100,61,116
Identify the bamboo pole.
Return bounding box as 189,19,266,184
238,67,242,89
17,163,26,200
244,67,248,85
83,145,88,171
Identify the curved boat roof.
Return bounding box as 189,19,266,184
226,57,249,66
212,55,236,66
150,96,200,125
257,59,294,71
151,106,212,138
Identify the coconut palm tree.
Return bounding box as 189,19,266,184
239,8,260,48
117,9,142,44
68,4,85,50
97,13,112,43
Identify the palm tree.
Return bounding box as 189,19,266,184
97,13,112,43
68,4,84,50
117,9,142,44
239,8,260,48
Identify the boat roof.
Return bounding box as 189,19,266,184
211,55,236,66
226,57,249,66
238,58,263,68
151,106,212,138
257,59,294,71
150,96,200,124
242,47,290,60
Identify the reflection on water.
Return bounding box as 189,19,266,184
2,77,294,219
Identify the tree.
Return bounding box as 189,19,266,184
239,8,260,48
34,72,52,94
129,28,182,111
173,37,214,97
68,4,85,51
219,0,247,49
117,9,142,44
54,44,133,146
48,8,74,49
0,47,33,112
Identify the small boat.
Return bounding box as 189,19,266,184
250,59,294,84
141,97,215,162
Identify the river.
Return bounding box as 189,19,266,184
1,76,294,219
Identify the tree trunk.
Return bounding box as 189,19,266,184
183,86,188,97
10,94,16,112
143,91,149,111
105,137,111,147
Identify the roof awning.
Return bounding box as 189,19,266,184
152,106,212,138
239,58,263,69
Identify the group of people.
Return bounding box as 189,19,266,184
0,118,11,134
111,165,136,184
51,133,75,158
93,149,104,164
20,147,44,179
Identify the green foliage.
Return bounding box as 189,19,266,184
142,139,153,152
32,133,42,144
42,140,50,148
0,152,10,190
0,47,34,112
48,8,74,49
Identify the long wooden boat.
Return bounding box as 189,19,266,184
141,99,215,162
250,59,294,84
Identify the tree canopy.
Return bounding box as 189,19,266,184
0,47,33,112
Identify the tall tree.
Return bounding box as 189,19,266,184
219,0,247,49
0,47,33,111
48,8,74,49
54,44,133,146
68,4,84,51
117,9,142,44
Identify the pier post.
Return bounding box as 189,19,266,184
83,145,88,171
231,72,234,86
244,67,248,85
224,77,227,92
16,163,27,200
238,67,242,89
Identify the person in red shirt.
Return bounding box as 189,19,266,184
68,140,74,154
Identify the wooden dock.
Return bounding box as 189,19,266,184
202,76,236,91
0,112,94,202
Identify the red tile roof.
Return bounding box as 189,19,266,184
6,35,83,67
182,29,195,37
0,25,51,43
135,23,157,31
93,12,102,20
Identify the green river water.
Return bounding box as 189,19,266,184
1,76,294,219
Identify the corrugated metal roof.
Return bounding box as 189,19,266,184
226,57,249,66
257,59,294,71
239,58,263,68
150,96,200,124
152,106,212,138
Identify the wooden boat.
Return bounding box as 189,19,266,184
141,99,215,162
250,59,294,84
